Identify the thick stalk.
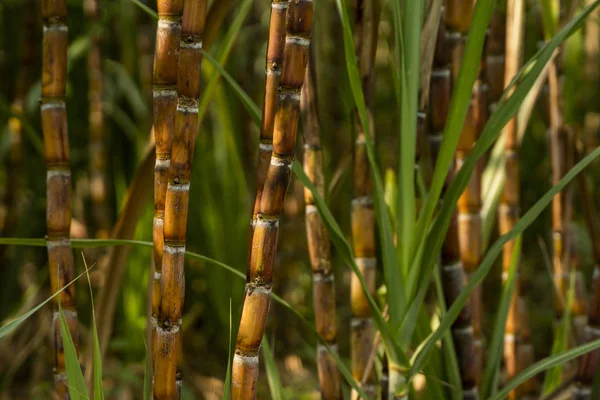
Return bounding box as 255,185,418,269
84,0,110,239
350,1,380,397
151,0,183,379
250,0,288,248
500,0,537,398
41,1,78,397
232,2,313,398
300,50,341,400
154,1,206,399
429,8,478,399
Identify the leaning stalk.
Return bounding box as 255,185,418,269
232,2,313,398
151,0,183,379
300,49,341,400
41,0,79,397
350,1,380,397
154,1,206,398
428,6,479,398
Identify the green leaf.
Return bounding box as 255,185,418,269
490,338,600,400
129,0,157,20
262,336,284,400
59,302,89,400
410,142,600,379
82,255,104,400
143,339,152,400
222,299,233,400
481,235,522,398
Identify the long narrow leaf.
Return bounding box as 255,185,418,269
59,302,89,400
262,336,284,400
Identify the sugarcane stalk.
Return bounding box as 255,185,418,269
232,2,313,398
41,1,78,397
153,1,206,398
84,0,110,240
350,1,380,397
500,0,537,398
300,48,341,400
151,0,183,380
428,7,479,398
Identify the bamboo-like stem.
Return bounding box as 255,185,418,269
232,2,313,398
41,1,78,397
500,1,537,398
429,8,478,399
250,0,288,246
300,49,341,400
84,0,110,240
153,1,206,398
151,0,183,381
350,1,380,397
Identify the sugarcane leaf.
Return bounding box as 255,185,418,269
489,337,600,400
143,338,151,400
59,301,89,400
262,336,284,400
105,59,149,122
202,51,261,126
411,0,600,346
335,0,406,338
410,142,600,379
481,235,522,398
82,255,104,400
129,0,157,19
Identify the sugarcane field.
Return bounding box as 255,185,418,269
5,0,600,399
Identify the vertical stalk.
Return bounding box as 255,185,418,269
429,7,478,399
151,0,183,380
350,1,380,397
250,0,288,245
84,0,110,239
40,1,78,397
500,0,537,398
232,2,313,398
138,0,156,110
154,1,206,398
300,49,342,400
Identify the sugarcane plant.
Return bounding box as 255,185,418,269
150,0,183,379
232,1,313,398
154,0,206,398
40,0,79,397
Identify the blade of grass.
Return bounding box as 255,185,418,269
222,299,232,400
410,142,600,379
82,255,104,399
143,338,151,400
262,336,284,400
128,0,157,19
59,301,89,400
481,235,522,398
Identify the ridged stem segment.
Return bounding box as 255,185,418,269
84,0,110,239
250,0,288,242
500,1,536,398
153,1,206,399
232,2,313,398
41,1,78,397
300,51,341,400
350,1,380,397
429,7,478,398
151,0,183,382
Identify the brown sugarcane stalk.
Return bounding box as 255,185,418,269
232,2,313,398
300,49,341,400
500,0,537,398
84,0,110,240
151,0,183,380
153,1,206,398
429,8,478,399
350,1,380,397
40,1,78,397
250,0,288,249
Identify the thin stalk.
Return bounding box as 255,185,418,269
232,2,313,398
446,0,486,388
40,0,79,397
85,0,110,239
249,0,288,251
300,49,341,400
150,0,183,383
154,1,206,398
500,0,537,398
350,1,380,397
429,7,478,399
